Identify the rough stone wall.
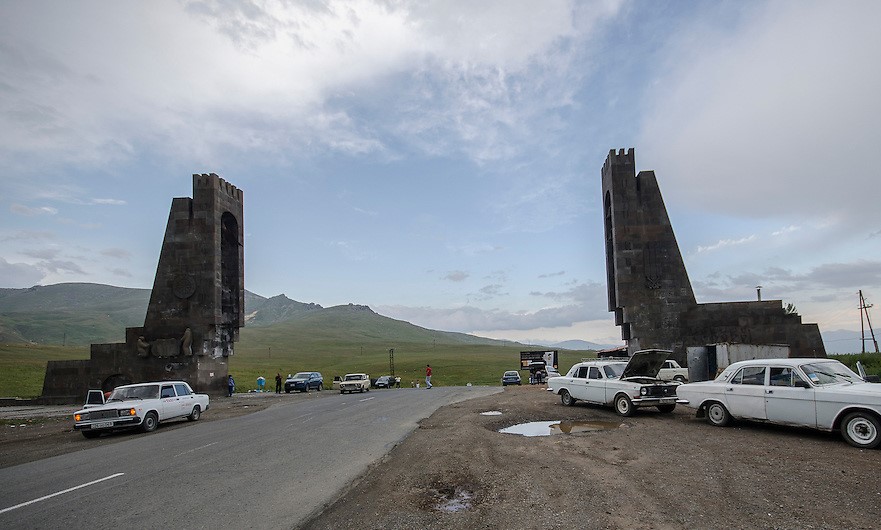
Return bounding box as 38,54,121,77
601,148,826,360
41,174,244,400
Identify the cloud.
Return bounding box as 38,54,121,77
378,281,608,332
695,235,756,254
639,1,881,222
10,204,58,216
21,248,61,260
90,198,127,205
771,225,800,237
443,270,469,282
0,257,45,287
1,230,55,242
38,259,87,275
100,248,132,260
108,267,132,278
539,271,566,278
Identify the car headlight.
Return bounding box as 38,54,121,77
75,413,87,421
118,408,136,417
640,387,647,396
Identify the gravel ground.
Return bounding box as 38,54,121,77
3,386,881,529
305,385,881,530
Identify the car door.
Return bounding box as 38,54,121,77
159,384,180,420
582,366,607,404
174,383,195,416
764,367,816,427
723,366,768,420
567,366,591,400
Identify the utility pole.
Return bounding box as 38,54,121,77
859,290,879,354
389,348,395,376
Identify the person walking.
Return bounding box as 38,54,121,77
425,364,433,389
227,374,235,397
275,372,282,394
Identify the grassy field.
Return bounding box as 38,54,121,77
6,338,877,399
0,339,591,397
0,344,90,397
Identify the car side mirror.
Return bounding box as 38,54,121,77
793,379,811,388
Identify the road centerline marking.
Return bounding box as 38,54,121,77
0,472,125,514
359,397,375,402
175,441,219,458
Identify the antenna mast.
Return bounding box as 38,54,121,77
859,290,879,354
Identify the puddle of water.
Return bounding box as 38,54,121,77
498,420,620,437
480,411,502,416
436,488,473,513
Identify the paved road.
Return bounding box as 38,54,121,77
0,386,500,529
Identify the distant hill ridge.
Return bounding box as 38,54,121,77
0,283,518,348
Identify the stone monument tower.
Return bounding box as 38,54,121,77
601,148,825,360
41,174,244,398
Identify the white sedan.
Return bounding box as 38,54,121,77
73,381,209,438
676,358,881,449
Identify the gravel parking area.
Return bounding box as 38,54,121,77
306,384,881,529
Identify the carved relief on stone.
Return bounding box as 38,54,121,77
152,338,181,358
181,327,192,356
137,336,151,357
172,273,196,299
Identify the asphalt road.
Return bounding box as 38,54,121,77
0,386,501,529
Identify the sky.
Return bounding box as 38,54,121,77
1,0,879,347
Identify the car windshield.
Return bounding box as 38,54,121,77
800,361,862,385
504,371,518,376
292,372,311,379
345,374,363,381
108,384,159,401
603,363,626,379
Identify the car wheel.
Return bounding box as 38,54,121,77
285,389,290,394
841,411,881,449
317,383,323,391
656,404,676,413
517,382,521,386
614,394,634,417
560,389,576,407
673,375,686,383
82,430,100,439
141,412,158,433
188,405,201,421
705,402,731,427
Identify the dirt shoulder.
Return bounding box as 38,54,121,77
306,385,881,530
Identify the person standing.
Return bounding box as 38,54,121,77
227,374,235,397
275,372,282,394
425,364,433,389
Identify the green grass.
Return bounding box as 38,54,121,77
0,344,89,397
830,352,881,377
0,338,592,397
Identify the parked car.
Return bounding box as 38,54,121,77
658,359,688,382
502,371,522,386
547,350,684,416
676,358,881,449
285,372,323,393
374,375,395,388
339,373,370,394
73,381,209,438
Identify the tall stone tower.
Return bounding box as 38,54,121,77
41,174,244,399
602,148,696,353
601,148,824,360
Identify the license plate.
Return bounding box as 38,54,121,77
93,421,113,429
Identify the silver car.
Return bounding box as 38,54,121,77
676,358,881,449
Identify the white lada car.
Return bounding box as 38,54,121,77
676,358,881,449
74,381,209,438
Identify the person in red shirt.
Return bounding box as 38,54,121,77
425,364,433,389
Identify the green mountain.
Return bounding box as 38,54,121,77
0,283,516,348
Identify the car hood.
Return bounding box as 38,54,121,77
621,350,672,379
